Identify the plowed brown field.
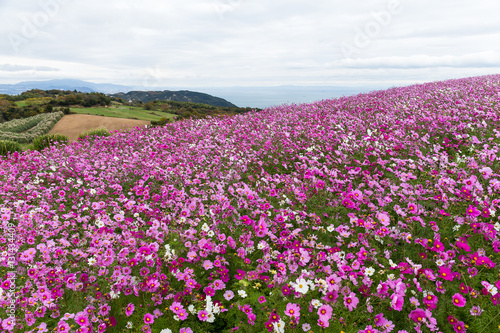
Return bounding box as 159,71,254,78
47,114,150,142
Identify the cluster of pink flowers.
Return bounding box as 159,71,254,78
0,74,500,332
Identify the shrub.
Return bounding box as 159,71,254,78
32,133,68,151
150,117,170,126
0,140,22,156
78,127,111,141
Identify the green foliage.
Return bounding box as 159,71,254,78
150,117,171,126
32,133,68,151
0,140,22,156
78,127,111,141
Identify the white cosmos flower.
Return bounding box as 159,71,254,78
365,267,375,276
435,259,445,266
292,278,309,294
87,257,96,266
238,290,247,298
311,299,321,308
110,290,120,299
273,319,285,333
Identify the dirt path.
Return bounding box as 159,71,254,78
48,114,150,142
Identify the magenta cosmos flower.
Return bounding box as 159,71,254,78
343,292,359,311
452,293,466,307
466,205,481,217
144,313,155,325
125,303,135,317
439,267,454,281
409,308,426,323
74,312,89,326
198,310,208,321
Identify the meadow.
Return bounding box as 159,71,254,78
0,74,499,333
69,105,177,122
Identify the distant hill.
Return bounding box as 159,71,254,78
0,79,131,95
111,90,237,108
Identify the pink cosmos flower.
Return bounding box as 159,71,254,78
453,321,467,333
198,310,208,321
203,260,213,270
259,296,266,304
390,293,404,311
343,292,359,311
479,166,493,179
98,304,110,316
317,318,330,328
169,301,183,314
57,321,70,332
376,212,390,226
180,328,193,333
74,312,89,326
144,313,154,325
285,303,300,318
452,293,466,307
407,202,418,214
373,313,387,327
125,303,135,317
470,305,483,316
423,294,438,310
224,290,234,301
317,304,333,320
177,310,188,321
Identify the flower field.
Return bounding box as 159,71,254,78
1,74,500,333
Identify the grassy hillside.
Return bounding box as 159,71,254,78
0,74,499,333
69,105,177,122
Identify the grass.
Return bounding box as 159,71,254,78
69,106,177,121
15,101,28,107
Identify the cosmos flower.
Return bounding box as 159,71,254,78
452,293,466,307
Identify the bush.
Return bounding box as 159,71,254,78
0,140,22,156
32,133,68,151
150,117,170,126
78,127,110,141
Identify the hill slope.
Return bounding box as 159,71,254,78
111,90,237,107
1,74,500,332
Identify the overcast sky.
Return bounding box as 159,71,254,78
1,0,499,90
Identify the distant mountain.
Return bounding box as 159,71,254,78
0,79,131,95
111,90,237,108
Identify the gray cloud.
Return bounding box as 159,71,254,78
0,0,498,88
0,64,59,71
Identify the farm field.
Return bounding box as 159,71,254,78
47,114,150,142
69,105,177,122
0,74,500,333
13,101,27,107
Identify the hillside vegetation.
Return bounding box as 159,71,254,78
0,75,499,333
0,89,259,126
